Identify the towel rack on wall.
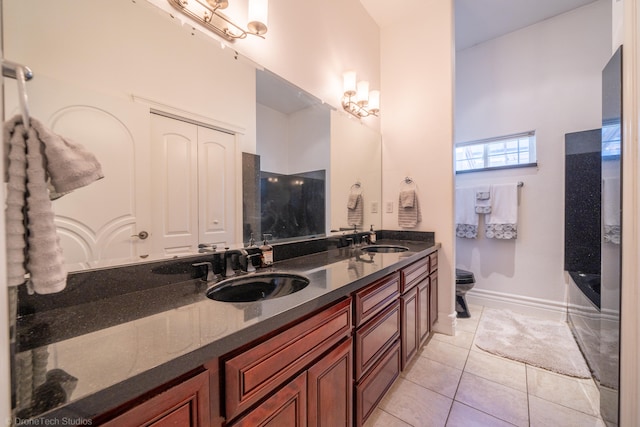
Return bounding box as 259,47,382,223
2,59,33,126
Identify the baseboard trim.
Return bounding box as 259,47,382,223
465,288,567,321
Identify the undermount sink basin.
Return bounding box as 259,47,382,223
360,245,409,253
206,272,310,303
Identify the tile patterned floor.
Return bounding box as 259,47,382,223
364,304,605,427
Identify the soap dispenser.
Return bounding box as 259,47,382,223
369,225,377,244
260,234,274,267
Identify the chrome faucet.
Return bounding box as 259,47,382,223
223,248,248,277
192,262,215,282
198,243,217,253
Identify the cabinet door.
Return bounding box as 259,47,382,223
418,277,431,346
229,372,307,427
101,370,210,427
430,272,438,328
307,338,353,427
400,286,419,370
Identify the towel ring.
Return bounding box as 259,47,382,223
350,182,363,194
400,177,417,191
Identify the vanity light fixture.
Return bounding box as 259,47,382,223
342,71,380,118
168,0,268,41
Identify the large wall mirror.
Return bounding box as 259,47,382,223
3,0,382,271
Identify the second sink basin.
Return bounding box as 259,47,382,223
206,272,310,303
360,245,410,253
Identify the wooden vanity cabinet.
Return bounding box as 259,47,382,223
400,252,437,369
353,273,401,427
429,251,439,328
222,297,353,426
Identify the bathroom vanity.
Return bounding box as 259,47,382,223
14,233,439,426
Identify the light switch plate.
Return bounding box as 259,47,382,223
385,201,393,213
371,201,378,213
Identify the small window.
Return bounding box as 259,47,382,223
455,131,537,173
602,120,621,158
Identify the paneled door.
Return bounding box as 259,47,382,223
5,76,153,269
150,114,236,257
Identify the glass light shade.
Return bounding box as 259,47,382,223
356,81,369,105
368,90,380,111
248,0,268,35
343,71,357,96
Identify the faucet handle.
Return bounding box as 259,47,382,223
192,262,214,281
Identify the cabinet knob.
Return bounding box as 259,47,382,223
131,231,149,240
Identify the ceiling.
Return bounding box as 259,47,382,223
360,0,599,50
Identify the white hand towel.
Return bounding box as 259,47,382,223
474,185,492,214
455,187,478,238
485,183,518,239
603,177,621,244
398,192,422,228
347,193,363,226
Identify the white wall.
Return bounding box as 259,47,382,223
256,104,330,174
455,0,612,316
380,0,456,334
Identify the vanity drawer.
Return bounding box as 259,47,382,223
401,257,429,293
354,273,400,327
224,297,352,421
429,251,438,274
355,341,401,427
355,299,401,380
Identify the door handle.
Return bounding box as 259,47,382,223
131,231,149,240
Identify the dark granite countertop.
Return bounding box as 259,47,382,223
15,233,439,422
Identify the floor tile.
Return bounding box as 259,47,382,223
363,408,412,427
446,401,516,427
455,372,529,427
378,377,453,426
432,329,475,350
529,395,606,427
527,365,600,416
401,354,463,398
370,304,607,427
421,339,470,370
464,349,527,392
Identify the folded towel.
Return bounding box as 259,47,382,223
485,183,518,239
398,192,422,228
4,115,103,294
347,193,363,226
603,177,621,244
399,189,415,208
475,185,492,214
476,189,490,200
455,187,478,238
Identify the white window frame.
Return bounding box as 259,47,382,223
455,131,537,173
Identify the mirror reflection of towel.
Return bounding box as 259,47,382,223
399,189,415,208
347,193,363,226
398,192,421,228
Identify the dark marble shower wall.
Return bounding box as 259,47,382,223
564,129,602,276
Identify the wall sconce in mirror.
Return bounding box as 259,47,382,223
342,71,380,118
168,0,268,41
